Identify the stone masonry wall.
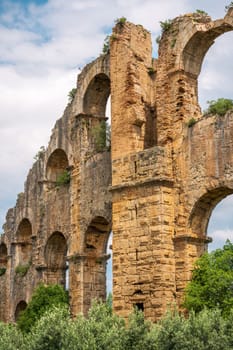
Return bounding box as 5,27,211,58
0,8,233,323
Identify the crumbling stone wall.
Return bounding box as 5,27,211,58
0,9,233,323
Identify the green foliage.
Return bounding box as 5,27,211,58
102,35,110,54
17,283,69,333
68,88,77,104
33,146,45,161
0,267,6,276
155,35,161,44
225,2,233,11
184,240,233,316
187,118,197,127
170,38,176,48
156,308,233,350
56,170,70,186
205,98,233,116
1,300,233,349
115,17,127,26
147,67,155,76
24,306,71,350
0,322,25,350
195,9,208,16
92,121,111,152
160,19,172,33
15,263,30,277
124,309,157,350
87,300,126,349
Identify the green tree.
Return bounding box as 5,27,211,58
205,98,233,116
184,240,233,315
0,322,25,350
124,309,157,350
17,284,69,333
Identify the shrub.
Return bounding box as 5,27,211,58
160,19,172,33
68,88,77,104
0,267,6,276
56,170,70,186
205,98,233,116
92,121,111,152
147,67,155,76
102,35,110,54
33,146,45,161
115,17,127,26
187,118,197,127
195,9,208,16
24,306,71,350
15,263,30,277
123,309,157,350
225,2,233,11
87,300,126,350
156,308,233,350
17,283,69,333
0,322,25,350
1,299,233,349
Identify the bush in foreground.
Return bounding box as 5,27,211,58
0,302,233,349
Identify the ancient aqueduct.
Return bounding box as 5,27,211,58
0,9,233,323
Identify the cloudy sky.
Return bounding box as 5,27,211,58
0,0,233,256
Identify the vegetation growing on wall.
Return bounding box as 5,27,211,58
225,2,233,11
92,121,111,152
68,88,77,104
0,267,6,276
195,9,208,16
115,17,127,26
102,35,110,54
159,19,172,33
33,146,45,161
15,263,30,277
187,118,197,127
56,170,70,186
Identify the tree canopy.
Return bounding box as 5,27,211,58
17,283,69,333
184,240,233,315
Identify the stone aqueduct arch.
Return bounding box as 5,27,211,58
0,9,233,322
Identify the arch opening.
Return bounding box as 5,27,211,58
46,149,69,183
198,31,233,111
207,194,233,251
183,24,233,78
16,218,32,265
15,300,27,322
83,216,111,314
83,73,110,118
190,188,233,237
45,231,68,288
83,74,111,153
0,243,7,269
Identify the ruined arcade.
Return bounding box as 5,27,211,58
1,8,233,323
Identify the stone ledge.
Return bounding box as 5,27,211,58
173,235,212,244
110,178,174,192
